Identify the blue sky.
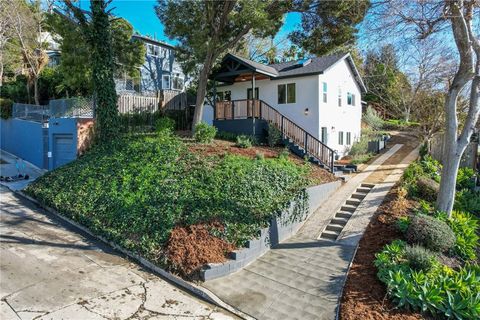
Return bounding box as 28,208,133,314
75,0,301,45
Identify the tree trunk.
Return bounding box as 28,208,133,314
192,53,214,130
26,82,31,104
34,76,39,105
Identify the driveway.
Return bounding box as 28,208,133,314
0,186,235,320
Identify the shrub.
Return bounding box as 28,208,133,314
0,98,13,119
437,211,479,261
420,155,442,182
396,216,411,233
363,106,384,130
419,142,429,159
267,123,282,147
456,167,476,190
406,214,455,252
351,153,373,165
416,177,440,202
454,189,480,215
155,117,175,134
405,244,437,271
402,162,424,196
348,136,368,156
216,131,238,142
375,240,480,319
255,152,265,161
194,122,217,144
278,147,290,160
235,135,252,148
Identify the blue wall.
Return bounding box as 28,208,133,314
0,118,46,168
47,118,78,170
213,118,268,139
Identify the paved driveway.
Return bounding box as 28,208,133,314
0,186,234,320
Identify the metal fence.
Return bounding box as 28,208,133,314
12,103,50,122
12,98,94,122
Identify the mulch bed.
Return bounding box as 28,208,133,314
340,186,426,320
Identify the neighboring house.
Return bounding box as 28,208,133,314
115,35,185,94
210,52,366,169
41,32,61,67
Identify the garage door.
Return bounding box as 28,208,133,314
53,134,76,169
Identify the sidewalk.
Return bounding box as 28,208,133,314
0,150,46,191
202,135,419,320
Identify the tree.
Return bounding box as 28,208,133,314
65,0,120,142
45,8,145,96
367,0,480,216
156,0,286,127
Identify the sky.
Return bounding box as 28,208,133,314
74,0,302,46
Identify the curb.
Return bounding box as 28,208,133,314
15,190,255,320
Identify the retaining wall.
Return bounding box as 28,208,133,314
201,180,342,281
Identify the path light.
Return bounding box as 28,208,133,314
304,108,309,116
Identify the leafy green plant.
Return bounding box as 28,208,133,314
235,135,253,148
255,152,265,161
396,216,411,233
420,155,442,182
454,190,480,215
194,122,217,144
0,98,13,119
348,136,368,156
363,106,384,130
155,117,176,134
406,214,455,253
405,244,437,271
278,147,290,160
267,123,283,147
215,131,238,142
456,167,476,191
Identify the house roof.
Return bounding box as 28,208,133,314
213,52,367,93
132,34,175,49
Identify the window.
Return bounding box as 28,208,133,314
347,93,356,106
172,75,184,90
338,88,342,107
321,127,328,144
278,83,296,104
338,131,344,145
322,82,327,103
346,132,351,145
247,88,259,99
162,75,170,89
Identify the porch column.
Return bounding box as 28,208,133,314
213,78,217,120
251,72,256,118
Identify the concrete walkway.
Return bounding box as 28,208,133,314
0,186,236,320
202,141,419,320
0,150,45,191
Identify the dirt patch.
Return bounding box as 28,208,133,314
165,221,236,278
188,139,338,184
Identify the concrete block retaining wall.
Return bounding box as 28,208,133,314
201,180,342,281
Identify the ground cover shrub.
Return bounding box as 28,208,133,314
406,214,455,253
401,157,442,197
25,134,311,269
456,167,476,190
374,240,480,319
235,135,253,148
363,106,384,130
194,122,217,143
454,190,480,215
351,153,374,165
215,131,238,142
267,123,283,147
0,98,13,119
416,177,440,202
155,117,175,133
404,244,437,271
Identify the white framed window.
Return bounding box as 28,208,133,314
322,82,327,103
338,131,344,145
172,74,184,90
278,83,296,104
162,75,170,89
338,88,342,107
346,132,351,145
347,93,356,106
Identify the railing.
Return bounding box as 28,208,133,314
215,99,335,171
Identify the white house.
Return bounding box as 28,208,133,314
210,53,366,169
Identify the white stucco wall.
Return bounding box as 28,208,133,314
318,60,362,157
218,75,320,138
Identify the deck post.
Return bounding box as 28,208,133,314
305,132,308,152
232,100,235,120
251,72,256,118
213,79,217,120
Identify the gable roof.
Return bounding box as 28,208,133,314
213,53,366,93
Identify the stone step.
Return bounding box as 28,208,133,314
341,205,357,213
346,198,361,206
320,230,339,240
335,211,353,219
351,193,366,200
326,224,344,232
356,187,371,194
331,216,349,225
361,183,375,189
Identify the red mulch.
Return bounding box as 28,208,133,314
340,187,426,320
165,221,236,278
188,139,338,184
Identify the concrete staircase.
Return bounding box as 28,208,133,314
319,183,375,240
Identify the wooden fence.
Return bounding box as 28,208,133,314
117,91,189,114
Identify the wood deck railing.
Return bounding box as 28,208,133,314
215,99,335,171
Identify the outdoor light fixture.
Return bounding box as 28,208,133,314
304,108,309,115
331,126,336,132
240,76,246,81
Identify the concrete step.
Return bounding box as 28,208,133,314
346,198,362,206
361,183,375,189
356,187,371,194
334,171,344,177
331,217,349,225
351,193,366,200
336,211,353,219
326,224,344,232
341,205,357,213
320,230,339,240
